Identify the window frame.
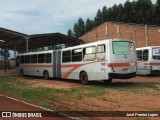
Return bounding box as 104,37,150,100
143,49,149,61
46,53,52,63
72,48,83,62
38,54,45,63
97,44,106,60
25,55,31,64
62,50,71,63
137,50,143,61
31,54,38,63
83,46,96,61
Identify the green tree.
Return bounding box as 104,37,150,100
112,4,119,21
0,49,10,60
94,9,103,26
73,17,85,38
117,3,124,22
133,0,153,24
67,0,159,37
67,29,74,37
107,7,113,21
48,45,62,50
85,18,94,32
155,0,160,25
124,0,133,23
102,6,108,22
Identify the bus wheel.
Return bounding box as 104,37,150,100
80,72,88,85
104,79,112,83
43,71,49,80
20,70,24,77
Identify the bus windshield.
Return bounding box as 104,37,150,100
153,48,160,60
113,41,135,55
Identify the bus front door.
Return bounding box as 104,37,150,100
53,50,61,78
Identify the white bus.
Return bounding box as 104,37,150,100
16,39,137,84
136,46,160,75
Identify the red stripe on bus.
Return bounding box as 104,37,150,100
20,64,53,68
108,62,136,67
62,60,107,78
61,64,82,68
150,63,160,65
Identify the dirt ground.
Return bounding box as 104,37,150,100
0,70,160,120
0,94,72,120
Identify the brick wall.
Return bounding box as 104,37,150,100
79,22,160,48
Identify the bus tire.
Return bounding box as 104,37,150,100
43,71,49,80
20,69,24,77
80,71,88,85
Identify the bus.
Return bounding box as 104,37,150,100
136,46,160,75
16,39,137,84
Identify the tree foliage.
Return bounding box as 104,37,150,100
0,49,10,60
73,17,85,38
67,0,160,38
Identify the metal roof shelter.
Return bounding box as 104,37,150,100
0,27,83,52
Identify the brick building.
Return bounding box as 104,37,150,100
79,21,160,48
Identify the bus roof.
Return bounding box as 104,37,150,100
18,50,54,56
136,46,160,50
62,38,133,51
17,38,134,56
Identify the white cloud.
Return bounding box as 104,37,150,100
0,0,157,35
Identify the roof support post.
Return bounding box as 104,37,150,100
25,36,29,52
14,44,16,68
4,43,7,72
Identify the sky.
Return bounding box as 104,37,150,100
0,0,157,35
0,0,157,59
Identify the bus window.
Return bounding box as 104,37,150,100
113,41,135,55
38,54,45,63
137,50,142,61
153,48,160,60
72,49,82,62
97,44,106,60
20,56,24,64
62,50,71,63
46,53,51,63
143,50,148,61
25,55,30,63
83,46,96,61
31,54,37,63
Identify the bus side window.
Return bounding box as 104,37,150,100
83,46,96,61
143,50,149,61
62,50,71,63
38,54,45,63
46,53,51,63
20,56,24,64
25,55,31,64
31,54,37,63
72,49,82,62
97,44,106,60
137,50,142,61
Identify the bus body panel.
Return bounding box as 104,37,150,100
107,40,136,79
136,46,160,75
61,61,109,80
16,39,137,81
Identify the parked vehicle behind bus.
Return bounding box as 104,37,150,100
136,46,160,75
16,39,137,84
